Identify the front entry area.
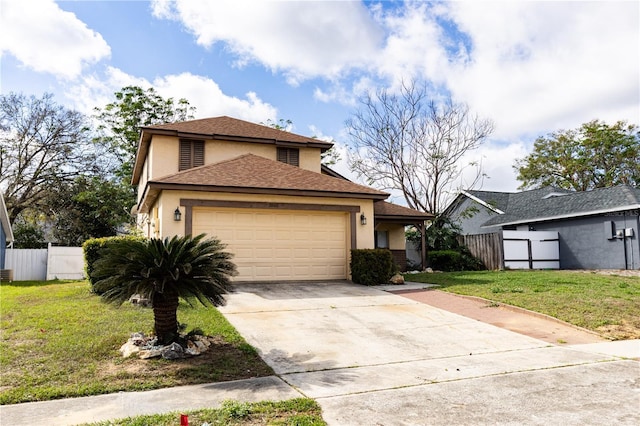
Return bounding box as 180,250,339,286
192,207,349,281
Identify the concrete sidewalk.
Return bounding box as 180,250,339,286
0,376,302,426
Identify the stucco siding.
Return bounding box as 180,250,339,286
375,223,406,250
530,213,640,270
144,136,323,185
147,190,376,250
448,197,502,235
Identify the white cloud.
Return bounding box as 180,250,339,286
461,141,530,193
150,0,383,85
152,73,277,122
439,1,640,139
0,0,110,79
66,68,276,124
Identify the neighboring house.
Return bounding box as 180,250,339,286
132,116,433,281
1,192,14,272
444,186,640,270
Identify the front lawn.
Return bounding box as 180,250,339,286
407,270,640,340
0,280,273,404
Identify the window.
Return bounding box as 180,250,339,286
277,147,299,167
375,231,389,249
179,139,204,171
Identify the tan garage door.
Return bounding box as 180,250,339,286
192,207,348,281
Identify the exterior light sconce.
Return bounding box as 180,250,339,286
360,213,367,226
174,207,182,221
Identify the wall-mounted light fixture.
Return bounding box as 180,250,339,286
174,207,182,221
360,213,367,226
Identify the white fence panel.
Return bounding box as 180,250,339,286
503,230,560,270
5,249,48,281
47,246,85,280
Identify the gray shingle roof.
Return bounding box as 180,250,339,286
481,185,640,227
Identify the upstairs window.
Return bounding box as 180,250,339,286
277,147,299,167
179,139,204,171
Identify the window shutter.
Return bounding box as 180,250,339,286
290,148,299,167
179,139,205,170
277,147,287,163
277,147,299,166
179,140,191,171
193,140,204,167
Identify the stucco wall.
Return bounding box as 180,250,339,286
375,223,406,250
143,135,322,186
146,190,376,250
447,197,502,235
530,212,640,270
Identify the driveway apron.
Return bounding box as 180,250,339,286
219,281,639,425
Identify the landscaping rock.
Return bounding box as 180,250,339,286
389,273,405,285
139,348,163,359
119,340,141,358
161,342,184,360
119,332,215,359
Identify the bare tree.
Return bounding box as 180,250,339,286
0,92,97,222
346,81,494,214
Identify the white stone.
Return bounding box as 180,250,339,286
120,341,141,358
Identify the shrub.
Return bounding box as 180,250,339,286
83,235,146,290
427,248,484,272
350,249,396,286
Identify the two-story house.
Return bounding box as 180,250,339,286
132,116,433,282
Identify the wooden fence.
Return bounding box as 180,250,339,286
457,233,503,270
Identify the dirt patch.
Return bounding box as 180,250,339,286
98,336,273,386
573,269,640,277
597,320,640,341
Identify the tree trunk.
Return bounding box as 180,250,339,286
152,288,180,345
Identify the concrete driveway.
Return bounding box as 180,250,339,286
219,281,639,425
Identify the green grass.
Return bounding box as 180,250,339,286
0,280,273,404
83,398,326,426
407,270,640,340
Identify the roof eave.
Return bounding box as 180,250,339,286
375,214,433,224
462,190,505,214
0,193,15,242
481,203,640,228
137,182,389,213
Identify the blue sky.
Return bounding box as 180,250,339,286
1,0,638,203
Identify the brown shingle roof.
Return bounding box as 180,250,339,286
374,201,434,222
132,116,333,184
143,116,331,146
136,154,389,212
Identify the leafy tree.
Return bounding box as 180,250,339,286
47,176,134,246
515,120,640,191
94,86,196,184
92,234,237,345
346,80,494,214
0,92,97,223
12,219,47,249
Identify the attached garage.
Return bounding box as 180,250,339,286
192,207,349,281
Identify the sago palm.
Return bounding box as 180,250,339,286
92,234,237,345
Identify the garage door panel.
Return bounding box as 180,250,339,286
193,207,347,281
